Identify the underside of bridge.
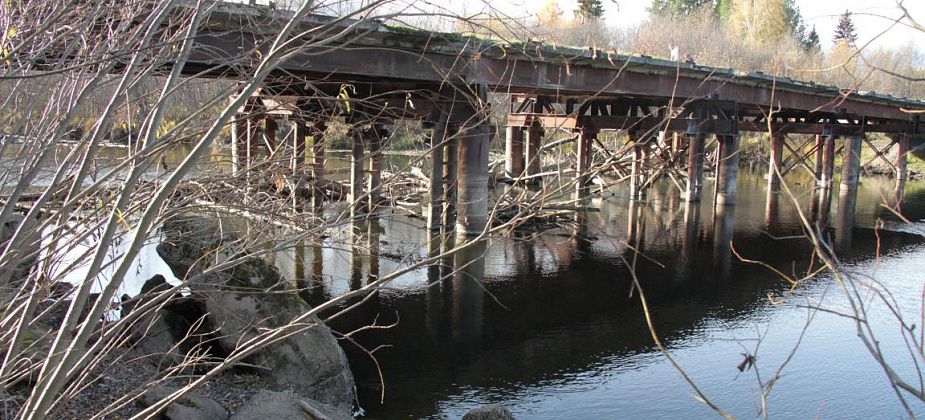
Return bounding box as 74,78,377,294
190,3,925,237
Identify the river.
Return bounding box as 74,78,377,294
277,164,925,418
32,143,925,418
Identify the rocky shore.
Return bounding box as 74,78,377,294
7,215,357,419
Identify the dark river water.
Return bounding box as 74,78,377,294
33,143,925,418
276,164,925,419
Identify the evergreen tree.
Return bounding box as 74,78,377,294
649,0,713,17
802,25,821,52
574,0,604,22
648,0,733,19
833,10,858,46
713,0,732,20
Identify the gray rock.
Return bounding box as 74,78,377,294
230,390,353,420
462,404,515,420
139,386,228,420
126,275,224,370
156,216,356,413
1,213,38,285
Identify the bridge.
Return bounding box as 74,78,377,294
185,3,925,236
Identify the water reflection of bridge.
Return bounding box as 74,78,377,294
270,171,923,418
259,157,924,416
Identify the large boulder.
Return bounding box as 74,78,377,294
138,386,228,420
462,404,515,420
124,275,224,370
1,213,39,285
156,216,356,413
230,390,352,420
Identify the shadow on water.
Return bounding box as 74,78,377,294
269,164,925,418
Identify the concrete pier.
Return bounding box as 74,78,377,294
525,122,543,181
576,128,595,195
504,125,525,179
443,125,458,229
290,121,308,174
671,132,682,161
715,135,740,206
629,132,647,200
455,120,490,236
428,117,448,231
264,117,278,159
367,126,383,214
820,134,836,188
767,133,784,192
231,114,259,175
685,134,705,202
896,134,909,182
840,135,863,194
834,134,863,249
813,134,824,184
311,122,326,209
349,126,366,218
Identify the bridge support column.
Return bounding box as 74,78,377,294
896,133,909,199
290,121,308,174
840,135,863,194
820,134,836,188
525,122,543,182
833,135,863,249
428,116,448,231
264,117,278,161
231,114,258,175
671,132,682,161
456,119,490,236
629,132,647,200
684,134,705,202
835,184,857,251
504,125,525,180
715,134,740,206
813,135,824,184
768,133,784,192
367,126,384,214
311,121,326,209
576,127,595,195
443,124,458,229
810,186,833,230
349,126,366,219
